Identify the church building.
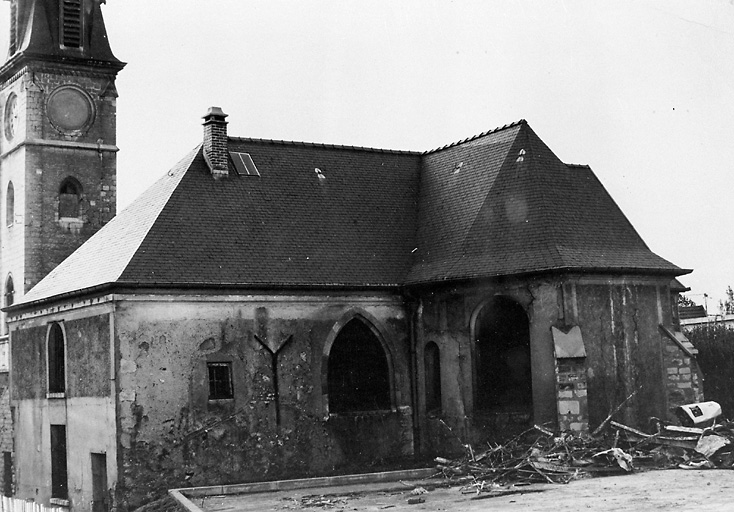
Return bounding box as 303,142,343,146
1,1,702,511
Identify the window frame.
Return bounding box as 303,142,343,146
58,177,83,220
4,275,13,309
207,362,234,401
50,424,68,501
424,341,442,415
47,322,67,397
326,317,393,414
6,181,13,228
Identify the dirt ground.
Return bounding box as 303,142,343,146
199,469,734,511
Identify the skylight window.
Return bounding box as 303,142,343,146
230,152,260,176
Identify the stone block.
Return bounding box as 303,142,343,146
558,400,580,415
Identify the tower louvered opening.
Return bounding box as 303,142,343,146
61,0,83,48
9,1,17,54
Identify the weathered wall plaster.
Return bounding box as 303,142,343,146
112,293,412,510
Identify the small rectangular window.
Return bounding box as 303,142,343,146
207,362,233,400
50,425,68,500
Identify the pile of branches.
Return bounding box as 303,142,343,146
435,417,734,497
435,425,637,489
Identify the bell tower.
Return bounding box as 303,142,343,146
0,0,124,307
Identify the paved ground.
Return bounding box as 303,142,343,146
198,469,734,511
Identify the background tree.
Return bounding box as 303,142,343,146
719,286,734,315
688,324,734,418
678,294,698,308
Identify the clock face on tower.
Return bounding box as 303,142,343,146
46,86,94,132
3,93,18,141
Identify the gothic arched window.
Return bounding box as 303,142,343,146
48,323,66,394
327,318,391,413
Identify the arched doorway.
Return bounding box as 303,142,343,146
327,318,391,413
474,296,532,413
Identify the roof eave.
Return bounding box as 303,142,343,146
6,281,405,314
404,265,692,288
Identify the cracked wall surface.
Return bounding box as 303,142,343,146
414,276,683,456
113,294,412,510
7,275,691,511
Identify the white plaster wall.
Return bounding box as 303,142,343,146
14,397,116,510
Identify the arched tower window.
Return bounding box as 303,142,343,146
48,323,66,394
6,182,14,227
4,275,13,308
474,296,532,412
424,341,442,414
327,318,391,413
58,178,82,219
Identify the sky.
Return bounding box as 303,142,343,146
1,0,733,310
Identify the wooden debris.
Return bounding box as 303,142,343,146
435,417,734,494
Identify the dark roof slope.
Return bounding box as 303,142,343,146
407,121,685,283
16,121,687,308
120,139,421,287
20,140,422,305
19,148,197,304
679,305,707,320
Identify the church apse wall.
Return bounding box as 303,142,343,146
413,278,559,455
112,292,413,510
413,275,698,457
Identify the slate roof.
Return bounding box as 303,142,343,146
19,140,422,305
407,121,685,283
14,121,688,309
679,305,707,320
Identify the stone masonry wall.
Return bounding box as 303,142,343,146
22,66,118,292
556,358,588,433
663,338,704,420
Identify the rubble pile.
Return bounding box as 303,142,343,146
435,402,734,496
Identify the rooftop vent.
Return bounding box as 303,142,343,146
231,152,260,176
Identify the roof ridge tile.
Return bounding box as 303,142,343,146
422,119,527,155
228,136,420,155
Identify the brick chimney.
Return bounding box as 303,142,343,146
202,107,229,178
